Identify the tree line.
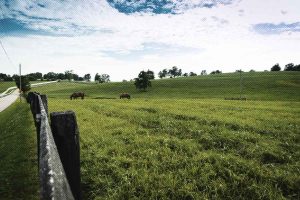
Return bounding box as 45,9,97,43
271,63,300,71
0,71,110,82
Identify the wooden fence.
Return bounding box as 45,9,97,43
27,92,81,200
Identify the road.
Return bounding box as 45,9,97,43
0,81,57,112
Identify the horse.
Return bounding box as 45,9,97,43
120,93,130,99
70,92,85,100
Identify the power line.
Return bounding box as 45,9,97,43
0,3,18,72
0,39,16,67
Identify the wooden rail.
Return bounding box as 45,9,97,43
27,92,81,200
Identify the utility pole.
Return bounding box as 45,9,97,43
19,64,22,102
239,69,243,99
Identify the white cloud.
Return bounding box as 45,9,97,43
0,0,300,80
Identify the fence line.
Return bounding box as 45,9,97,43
27,92,80,200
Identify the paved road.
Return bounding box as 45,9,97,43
0,81,57,112
0,89,20,112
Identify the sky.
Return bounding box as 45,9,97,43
0,0,300,81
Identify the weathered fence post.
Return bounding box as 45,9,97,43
50,111,81,200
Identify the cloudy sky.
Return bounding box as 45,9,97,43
0,0,299,81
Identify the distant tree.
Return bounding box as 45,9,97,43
201,70,207,75
210,70,222,74
189,72,197,76
78,77,84,81
134,71,151,91
43,72,58,81
15,75,31,94
65,70,73,81
146,70,155,80
284,63,300,71
57,73,65,80
4,75,13,81
12,74,19,80
98,74,110,83
72,74,79,81
84,74,91,82
168,66,182,78
94,73,100,82
271,63,281,71
0,73,12,81
284,63,294,71
158,69,168,79
249,69,255,72
235,70,243,73
183,73,188,77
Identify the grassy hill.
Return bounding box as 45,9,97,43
1,71,299,199
34,71,300,101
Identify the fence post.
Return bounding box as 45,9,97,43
50,111,81,200
31,93,41,163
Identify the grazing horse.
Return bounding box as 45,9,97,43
70,92,85,100
120,93,130,99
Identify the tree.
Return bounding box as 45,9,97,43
146,70,155,80
158,69,168,79
15,75,31,94
134,71,151,91
98,74,110,83
43,72,58,81
168,66,182,78
57,73,65,80
284,63,294,71
189,72,197,76
94,73,100,82
271,63,281,71
201,70,207,75
0,73,12,81
84,74,91,82
72,73,79,81
183,73,188,77
210,70,222,74
65,70,73,81
284,63,300,71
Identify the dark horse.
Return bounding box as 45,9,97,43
70,92,85,100
120,93,130,99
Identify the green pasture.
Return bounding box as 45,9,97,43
0,82,16,93
0,81,45,93
1,71,299,199
46,98,300,199
34,71,300,101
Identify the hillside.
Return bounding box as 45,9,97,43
34,71,300,101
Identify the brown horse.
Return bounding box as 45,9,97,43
120,93,130,99
70,92,85,100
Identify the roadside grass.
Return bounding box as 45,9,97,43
0,81,45,93
46,99,300,199
34,71,300,101
0,82,16,93
0,101,39,199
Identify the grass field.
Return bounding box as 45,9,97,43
0,102,39,199
42,98,300,199
34,71,300,101
0,81,45,94
1,71,299,199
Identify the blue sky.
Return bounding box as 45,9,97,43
0,0,300,81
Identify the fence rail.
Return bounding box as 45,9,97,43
27,92,81,200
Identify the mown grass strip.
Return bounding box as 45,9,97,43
0,101,39,199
